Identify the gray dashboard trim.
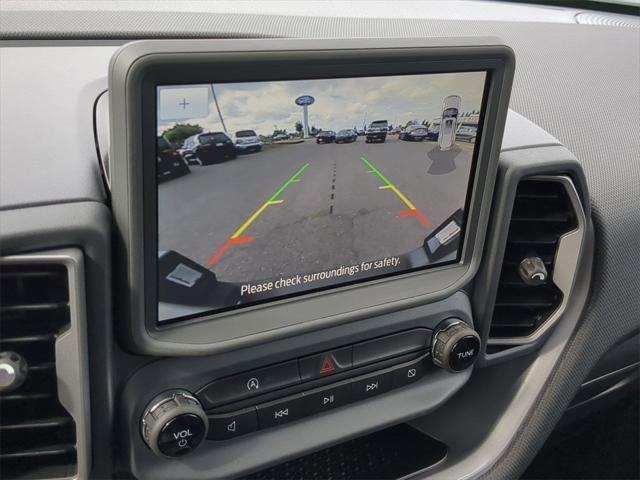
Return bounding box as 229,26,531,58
0,46,111,210
473,143,592,365
0,249,91,480
0,201,115,479
409,207,595,480
0,12,638,480
108,37,514,356
487,175,586,346
120,292,475,479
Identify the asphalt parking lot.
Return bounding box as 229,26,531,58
158,136,475,283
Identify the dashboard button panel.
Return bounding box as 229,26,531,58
192,329,446,441
392,357,427,388
207,408,258,441
203,353,431,442
197,329,431,409
351,371,393,401
257,395,305,428
198,361,301,409
304,382,352,414
352,329,432,367
298,346,353,381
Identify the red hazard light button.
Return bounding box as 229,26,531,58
298,347,353,380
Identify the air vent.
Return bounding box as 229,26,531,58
489,177,581,342
0,264,77,479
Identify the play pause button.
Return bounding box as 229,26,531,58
303,383,352,414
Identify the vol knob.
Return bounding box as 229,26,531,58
140,390,208,458
431,319,481,372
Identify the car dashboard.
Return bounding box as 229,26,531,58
0,2,639,479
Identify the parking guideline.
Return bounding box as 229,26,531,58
231,162,309,239
360,156,431,228
268,163,309,203
207,163,310,266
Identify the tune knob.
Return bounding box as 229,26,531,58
431,319,481,372
140,390,208,458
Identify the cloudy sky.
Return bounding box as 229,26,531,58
157,71,486,137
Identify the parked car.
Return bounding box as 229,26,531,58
182,132,236,165
356,128,365,136
177,146,198,165
272,132,290,141
157,136,190,181
233,129,263,153
316,130,336,144
426,126,440,141
399,124,428,141
365,120,388,143
456,126,478,143
335,129,357,143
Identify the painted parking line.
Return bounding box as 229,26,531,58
207,163,309,266
360,156,431,228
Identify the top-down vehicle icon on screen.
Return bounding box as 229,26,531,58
438,95,461,151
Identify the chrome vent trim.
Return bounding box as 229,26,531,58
0,249,90,479
488,176,586,346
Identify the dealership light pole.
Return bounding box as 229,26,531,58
210,84,228,133
295,95,315,137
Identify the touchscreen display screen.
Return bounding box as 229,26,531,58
156,71,487,323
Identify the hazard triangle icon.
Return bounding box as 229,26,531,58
319,355,336,374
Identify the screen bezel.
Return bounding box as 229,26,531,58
110,38,515,355
154,71,489,324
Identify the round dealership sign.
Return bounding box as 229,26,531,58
295,95,315,106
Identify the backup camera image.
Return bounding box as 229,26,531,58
156,71,487,322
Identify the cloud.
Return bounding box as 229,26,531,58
157,71,486,136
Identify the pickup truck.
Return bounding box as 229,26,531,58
365,120,388,143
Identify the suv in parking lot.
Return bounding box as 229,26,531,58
456,126,478,143
399,124,428,141
335,129,357,143
157,136,190,181
233,130,262,153
426,126,440,141
182,132,237,165
316,130,336,144
365,120,388,143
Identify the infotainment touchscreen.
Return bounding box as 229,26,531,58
156,71,488,322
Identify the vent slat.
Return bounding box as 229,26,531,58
508,236,558,246
0,262,77,478
510,214,571,222
0,416,72,431
512,193,559,199
28,362,56,372
0,444,76,460
1,333,57,343
0,302,68,313
494,300,556,308
0,392,55,401
490,320,537,329
489,179,578,340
